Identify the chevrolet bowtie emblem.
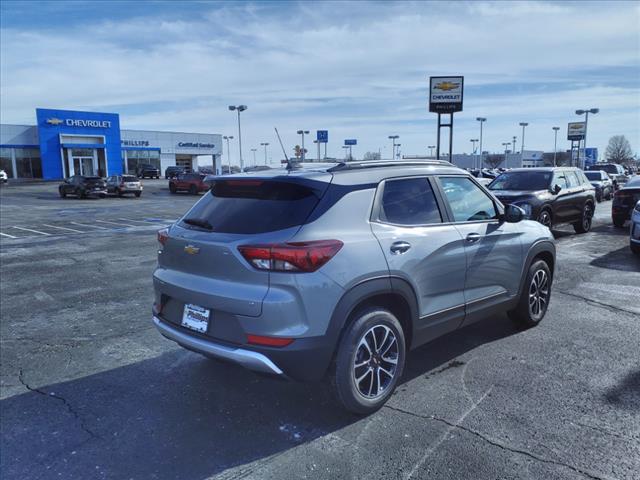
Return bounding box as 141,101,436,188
434,81,460,91
184,245,200,255
46,118,64,125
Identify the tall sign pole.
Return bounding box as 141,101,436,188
429,76,464,164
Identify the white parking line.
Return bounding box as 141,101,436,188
117,218,152,224
95,219,135,227
42,224,85,233
70,221,109,230
0,232,18,239
11,226,51,236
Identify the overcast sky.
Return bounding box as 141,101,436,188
1,0,639,163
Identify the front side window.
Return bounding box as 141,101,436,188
440,177,497,222
553,172,568,189
379,177,442,225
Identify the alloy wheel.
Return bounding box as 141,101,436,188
582,204,593,230
538,210,552,228
352,325,399,399
528,269,549,319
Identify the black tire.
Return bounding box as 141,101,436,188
613,217,625,228
508,259,551,328
59,188,66,198
573,202,594,233
606,189,612,201
76,188,85,199
116,188,123,198
537,208,552,229
330,307,406,415
169,183,177,194
135,192,141,198
631,242,640,255
596,192,602,203
189,185,198,195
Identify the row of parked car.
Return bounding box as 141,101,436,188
58,175,143,199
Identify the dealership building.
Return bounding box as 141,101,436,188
0,108,221,179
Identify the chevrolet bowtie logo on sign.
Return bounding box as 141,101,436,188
429,76,464,113
433,81,460,91
45,118,64,125
184,245,200,255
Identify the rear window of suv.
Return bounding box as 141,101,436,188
122,175,138,182
181,179,321,234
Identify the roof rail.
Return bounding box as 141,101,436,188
327,159,453,172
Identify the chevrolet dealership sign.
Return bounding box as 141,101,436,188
567,122,586,141
429,76,464,113
45,117,112,128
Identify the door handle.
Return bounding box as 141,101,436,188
390,241,411,254
466,232,482,243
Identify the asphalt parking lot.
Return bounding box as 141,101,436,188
1,180,638,480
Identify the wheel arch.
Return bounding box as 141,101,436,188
517,240,556,298
326,277,418,360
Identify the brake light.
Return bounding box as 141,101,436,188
157,228,169,246
247,334,294,347
238,240,343,272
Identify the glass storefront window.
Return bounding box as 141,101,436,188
0,148,13,178
15,148,43,179
123,149,160,174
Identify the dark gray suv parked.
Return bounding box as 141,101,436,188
152,160,556,414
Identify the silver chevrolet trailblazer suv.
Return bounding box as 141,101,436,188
152,160,556,414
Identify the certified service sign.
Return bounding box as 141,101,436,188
429,76,464,113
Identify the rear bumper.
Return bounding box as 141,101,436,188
152,314,336,381
153,316,284,375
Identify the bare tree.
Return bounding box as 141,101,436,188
363,151,381,160
484,154,505,169
605,135,633,165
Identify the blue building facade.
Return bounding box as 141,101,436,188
35,108,122,179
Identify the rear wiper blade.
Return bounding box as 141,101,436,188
183,218,213,230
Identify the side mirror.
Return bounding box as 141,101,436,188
551,184,562,195
504,204,524,223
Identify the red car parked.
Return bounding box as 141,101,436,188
169,173,209,195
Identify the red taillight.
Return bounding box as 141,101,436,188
238,240,343,272
157,228,169,246
247,334,294,347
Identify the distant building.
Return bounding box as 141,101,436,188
403,150,544,169
1,108,221,179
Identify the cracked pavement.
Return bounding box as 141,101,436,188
1,182,639,479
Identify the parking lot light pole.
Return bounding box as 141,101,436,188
228,105,247,170
502,142,511,156
476,117,486,169
342,145,350,161
552,127,560,166
519,122,528,156
470,139,478,168
388,135,399,160
260,142,269,165
575,108,598,168
512,136,517,158
251,148,257,166
297,130,309,161
313,140,320,161
222,135,234,173
428,145,435,158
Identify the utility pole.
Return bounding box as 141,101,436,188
476,117,486,169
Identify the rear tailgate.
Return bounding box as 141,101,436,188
154,176,331,318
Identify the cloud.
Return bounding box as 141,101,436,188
1,0,639,160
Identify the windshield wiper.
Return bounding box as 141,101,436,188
183,218,213,230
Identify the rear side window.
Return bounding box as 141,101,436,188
182,180,321,234
566,172,580,188
378,178,442,225
440,177,497,222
